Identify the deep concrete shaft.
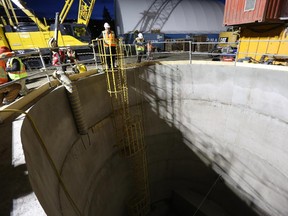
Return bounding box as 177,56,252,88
6,62,288,216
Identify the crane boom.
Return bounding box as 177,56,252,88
10,0,49,31
1,0,93,53
60,0,96,26
59,0,75,24
77,0,96,26
1,0,18,26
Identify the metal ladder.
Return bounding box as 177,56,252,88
97,38,150,216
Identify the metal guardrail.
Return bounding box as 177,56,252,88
0,47,96,92
120,41,238,64
1,39,288,93
120,39,288,65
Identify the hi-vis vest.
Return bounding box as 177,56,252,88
0,59,8,85
6,57,27,80
135,38,145,51
102,30,116,47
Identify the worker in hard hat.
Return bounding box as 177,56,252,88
66,47,77,64
52,48,67,71
133,33,146,63
146,40,154,61
5,49,28,96
97,22,117,69
0,46,21,105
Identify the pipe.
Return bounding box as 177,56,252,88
54,12,60,47
67,83,88,135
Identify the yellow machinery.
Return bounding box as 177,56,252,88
208,27,239,59
0,26,9,47
96,38,150,216
218,27,239,48
60,0,95,26
237,24,288,64
0,0,95,52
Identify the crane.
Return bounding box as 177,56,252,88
6,0,49,31
0,0,97,68
0,0,96,54
59,0,96,26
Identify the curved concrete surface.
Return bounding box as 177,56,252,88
20,62,288,216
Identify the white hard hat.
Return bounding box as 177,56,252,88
104,22,110,29
138,33,143,39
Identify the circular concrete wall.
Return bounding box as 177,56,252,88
21,62,288,216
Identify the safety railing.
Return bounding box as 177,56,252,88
118,39,288,66
1,38,288,104
0,46,97,108
121,40,239,64
0,49,49,91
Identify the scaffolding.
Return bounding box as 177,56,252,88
97,38,150,216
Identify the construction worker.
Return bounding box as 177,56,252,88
52,48,67,71
133,33,146,63
5,51,28,96
52,49,61,66
146,40,154,61
66,47,77,64
97,22,117,69
0,46,21,106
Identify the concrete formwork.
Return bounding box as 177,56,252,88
17,62,288,216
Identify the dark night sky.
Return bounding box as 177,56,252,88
24,0,114,20
21,0,224,20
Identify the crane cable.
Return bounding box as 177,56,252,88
0,109,83,216
193,174,222,216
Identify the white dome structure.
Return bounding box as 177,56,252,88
115,0,226,34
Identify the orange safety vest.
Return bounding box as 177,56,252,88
102,30,117,47
6,57,27,80
0,59,8,85
0,52,12,84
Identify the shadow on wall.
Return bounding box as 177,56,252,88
0,122,33,216
127,64,260,216
13,65,281,215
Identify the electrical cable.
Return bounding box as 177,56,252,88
192,174,222,216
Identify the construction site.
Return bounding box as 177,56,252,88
1,0,288,216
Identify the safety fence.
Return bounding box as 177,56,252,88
121,40,239,62
1,38,288,99
120,39,288,65
91,39,235,63
0,47,97,107
0,49,49,95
